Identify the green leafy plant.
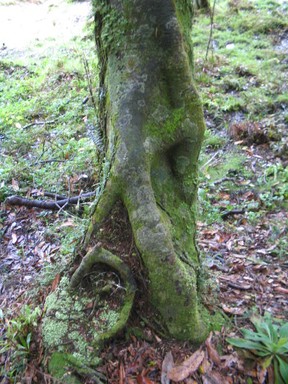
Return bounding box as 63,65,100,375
0,305,41,378
227,315,288,384
258,163,288,210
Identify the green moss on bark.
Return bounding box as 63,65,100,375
69,0,211,345
145,107,185,139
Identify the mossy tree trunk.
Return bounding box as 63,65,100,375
77,0,208,342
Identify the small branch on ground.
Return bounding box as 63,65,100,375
43,192,68,200
5,192,95,211
221,209,245,220
213,177,236,186
22,120,57,130
34,159,67,165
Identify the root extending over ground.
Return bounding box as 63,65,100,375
70,246,136,344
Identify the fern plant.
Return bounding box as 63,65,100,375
227,315,288,384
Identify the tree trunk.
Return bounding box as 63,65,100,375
76,0,208,342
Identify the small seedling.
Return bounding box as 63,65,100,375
0,305,40,378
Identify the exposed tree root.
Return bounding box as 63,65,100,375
70,246,136,344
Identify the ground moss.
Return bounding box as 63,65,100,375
48,353,81,384
42,319,69,348
48,351,102,383
42,274,121,377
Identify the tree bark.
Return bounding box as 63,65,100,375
75,0,208,342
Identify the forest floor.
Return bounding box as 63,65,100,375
0,0,287,383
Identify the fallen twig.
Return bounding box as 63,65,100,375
213,177,236,185
5,192,95,211
22,120,57,130
221,209,245,220
35,159,66,165
43,192,68,200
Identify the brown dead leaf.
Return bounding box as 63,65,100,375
154,334,162,343
257,363,267,384
274,286,288,294
199,354,212,375
227,282,252,291
50,273,61,292
221,304,244,315
119,361,125,384
221,353,244,371
161,351,174,384
60,218,76,227
205,333,221,366
34,245,44,259
168,349,204,382
203,371,232,384
137,371,156,384
11,232,18,244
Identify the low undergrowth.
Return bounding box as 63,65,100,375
195,0,288,230
0,41,99,201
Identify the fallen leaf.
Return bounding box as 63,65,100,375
168,349,204,382
51,273,61,292
221,304,244,315
203,371,232,384
274,286,288,294
11,232,18,244
227,282,252,291
136,373,155,384
205,333,221,366
60,219,76,227
221,353,243,370
154,334,162,343
161,351,174,384
257,363,267,384
119,361,125,384
199,354,212,375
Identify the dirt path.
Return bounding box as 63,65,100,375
0,0,91,60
